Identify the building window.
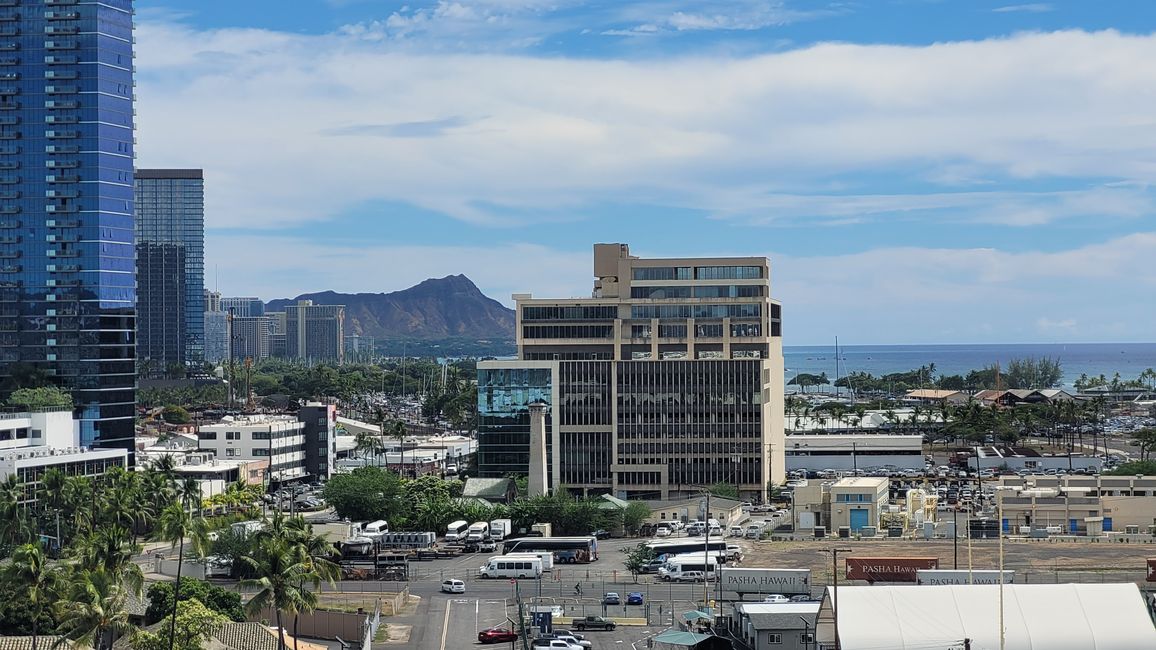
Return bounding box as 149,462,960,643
226,431,240,440
800,633,813,644
252,430,271,440
225,448,238,457
767,633,782,644
198,432,217,440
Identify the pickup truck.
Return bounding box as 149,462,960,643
570,616,616,631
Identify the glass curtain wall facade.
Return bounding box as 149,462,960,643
134,169,204,374
0,0,136,453
477,366,552,480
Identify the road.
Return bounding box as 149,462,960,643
408,586,694,650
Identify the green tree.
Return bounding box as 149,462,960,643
621,502,651,536
707,482,739,499
131,598,228,650
1130,428,1156,462
321,466,405,521
161,406,192,425
1,543,59,650
622,543,656,581
54,567,136,650
1107,460,1156,475
6,385,72,410
145,579,244,624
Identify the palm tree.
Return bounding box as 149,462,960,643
72,525,143,597
389,419,408,476
176,477,201,513
240,537,315,650
54,567,134,650
3,543,59,650
0,474,32,551
154,503,208,650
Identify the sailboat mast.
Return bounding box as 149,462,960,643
835,336,840,398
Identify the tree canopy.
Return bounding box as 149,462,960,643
6,386,72,410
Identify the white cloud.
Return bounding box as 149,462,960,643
135,25,1156,231
608,1,842,34
205,233,1156,344
769,232,1156,343
993,4,1054,13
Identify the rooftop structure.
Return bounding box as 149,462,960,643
816,583,1156,650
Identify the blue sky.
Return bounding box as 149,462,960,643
134,1,1156,345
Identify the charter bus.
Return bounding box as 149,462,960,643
501,536,599,563
478,555,544,579
646,539,727,558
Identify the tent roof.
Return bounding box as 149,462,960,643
825,583,1156,650
652,630,714,646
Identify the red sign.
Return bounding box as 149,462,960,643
1147,558,1156,582
846,557,939,583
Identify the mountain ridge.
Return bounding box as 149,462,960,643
266,274,515,341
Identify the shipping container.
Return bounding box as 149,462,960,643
719,568,811,594
916,569,1014,585
846,557,939,582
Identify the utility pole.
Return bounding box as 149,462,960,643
953,506,959,570
703,488,711,609
823,547,852,650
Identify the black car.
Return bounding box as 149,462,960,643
590,529,611,540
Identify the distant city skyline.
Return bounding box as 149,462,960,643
134,1,1156,345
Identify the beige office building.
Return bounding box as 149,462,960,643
477,243,785,501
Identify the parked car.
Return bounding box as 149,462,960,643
626,592,644,605
479,628,519,644
441,579,466,594
762,594,789,603
534,633,587,643
602,592,621,605
570,616,617,631
547,634,592,649
590,529,611,540
674,571,706,583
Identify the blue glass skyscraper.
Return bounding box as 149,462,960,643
0,0,136,453
135,169,204,375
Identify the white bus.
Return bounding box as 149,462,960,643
445,520,470,541
658,552,719,582
478,555,543,579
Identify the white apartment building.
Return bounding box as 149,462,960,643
197,414,307,484
0,408,127,505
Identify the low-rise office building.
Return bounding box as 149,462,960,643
793,477,890,534
197,415,308,484
998,474,1156,534
0,408,128,505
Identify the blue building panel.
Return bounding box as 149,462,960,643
0,0,136,453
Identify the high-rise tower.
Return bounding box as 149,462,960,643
135,169,204,374
0,0,136,453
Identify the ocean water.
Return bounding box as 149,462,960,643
784,342,1156,389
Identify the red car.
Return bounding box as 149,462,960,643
478,628,519,644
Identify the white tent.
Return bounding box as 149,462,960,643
817,583,1156,650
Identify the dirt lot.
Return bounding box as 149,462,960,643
740,537,1156,586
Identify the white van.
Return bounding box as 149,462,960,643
445,520,470,542
479,555,543,579
363,520,389,537
505,551,554,571
440,579,466,594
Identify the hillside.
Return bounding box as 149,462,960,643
266,275,515,341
